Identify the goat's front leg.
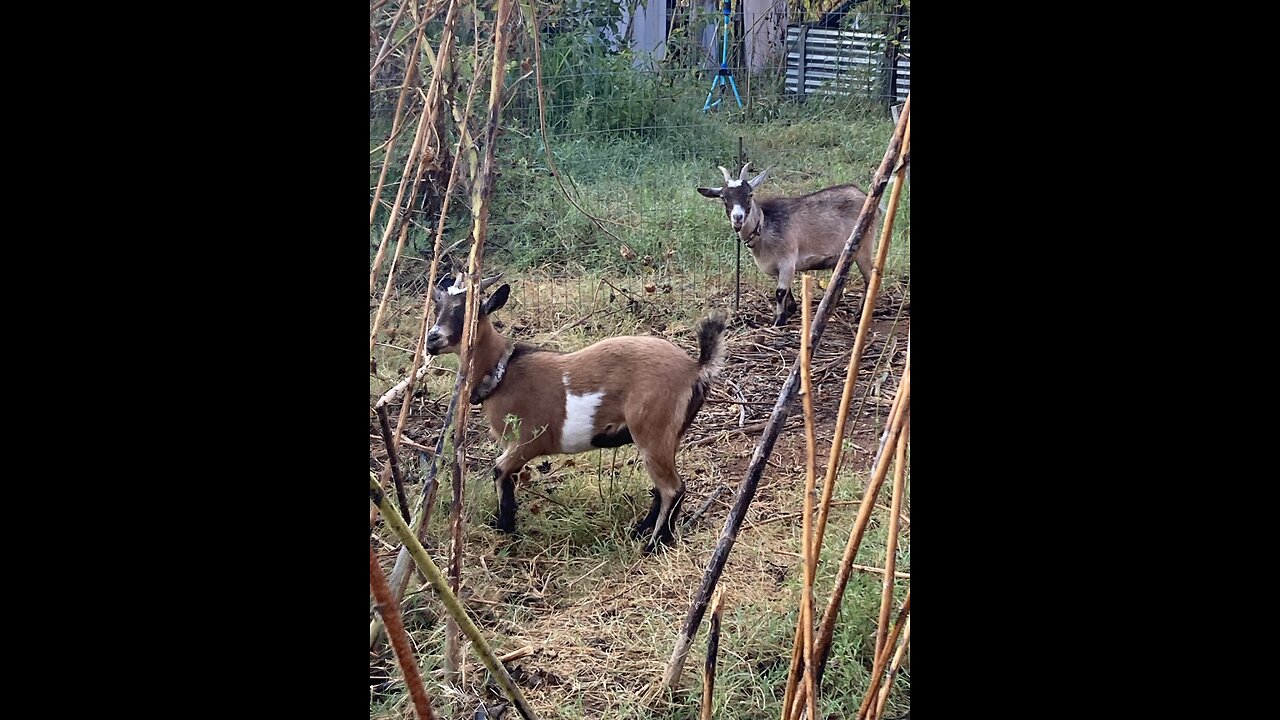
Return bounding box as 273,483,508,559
490,448,527,533
774,263,798,326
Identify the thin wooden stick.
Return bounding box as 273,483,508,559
369,36,479,534
797,275,819,720
370,1,450,84
371,381,461,649
849,564,909,580
371,468,440,648
370,543,438,719
499,645,535,663
369,93,441,357
873,415,909,662
390,38,487,448
701,588,726,720
370,106,431,300
783,113,914,716
856,595,910,720
375,362,435,410
816,113,911,549
376,404,413,522
871,618,911,720
815,341,910,672
370,474,541,720
370,0,427,234
369,0,459,293
787,352,910,720
444,0,513,683
369,0,411,89
789,590,909,720
654,93,911,696
681,484,729,531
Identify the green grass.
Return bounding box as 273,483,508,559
371,101,910,292
478,110,910,281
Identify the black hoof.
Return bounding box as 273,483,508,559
641,531,677,555
488,516,517,534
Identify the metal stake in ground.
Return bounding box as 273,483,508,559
736,135,743,313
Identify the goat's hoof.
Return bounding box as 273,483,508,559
641,532,677,555
488,517,517,534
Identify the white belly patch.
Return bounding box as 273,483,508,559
560,373,605,453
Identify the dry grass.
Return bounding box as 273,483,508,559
370,272,910,719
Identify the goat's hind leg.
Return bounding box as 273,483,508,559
635,450,686,554
774,264,798,326
632,488,663,539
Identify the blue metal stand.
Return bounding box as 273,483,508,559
703,0,743,112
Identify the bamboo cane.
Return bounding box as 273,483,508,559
371,473,541,720
873,415,909,661
444,0,514,684
370,0,430,235
871,617,911,720
814,344,909,671
782,110,911,719
856,594,910,720
788,346,910,720
798,275,819,720
370,543,438,719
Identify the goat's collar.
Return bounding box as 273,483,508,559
470,342,515,405
740,206,764,247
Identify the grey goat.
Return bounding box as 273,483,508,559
697,163,881,326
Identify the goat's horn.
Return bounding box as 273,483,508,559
718,165,732,184
478,274,502,292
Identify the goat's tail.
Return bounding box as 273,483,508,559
695,310,729,384
680,310,729,436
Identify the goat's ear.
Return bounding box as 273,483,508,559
696,187,723,199
482,283,510,315
747,167,770,190
432,286,446,305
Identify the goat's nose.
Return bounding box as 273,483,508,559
427,330,441,343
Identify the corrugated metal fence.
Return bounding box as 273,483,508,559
785,25,910,102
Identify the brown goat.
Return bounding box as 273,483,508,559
697,163,881,326
425,275,729,552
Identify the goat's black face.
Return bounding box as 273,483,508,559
696,164,770,232
426,277,509,355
